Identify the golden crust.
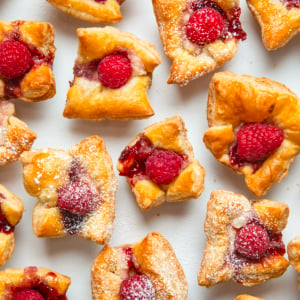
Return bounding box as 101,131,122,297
235,295,264,300
63,26,161,121
197,190,289,287
91,231,188,300
20,136,117,244
117,115,205,211
203,71,300,196
0,266,70,297
151,0,242,86
47,0,124,23
0,20,56,102
247,0,300,50
287,236,300,289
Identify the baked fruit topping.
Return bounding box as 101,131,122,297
13,289,45,300
281,0,300,9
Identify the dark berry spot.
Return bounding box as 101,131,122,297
13,289,45,300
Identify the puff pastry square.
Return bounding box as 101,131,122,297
20,136,117,244
0,101,36,165
91,231,188,299
0,266,70,298
247,0,300,50
0,20,56,102
203,71,300,196
46,0,126,24
235,296,264,300
287,236,300,289
63,26,161,121
198,190,290,287
0,184,23,266
117,115,205,211
151,0,246,86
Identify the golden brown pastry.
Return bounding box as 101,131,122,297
0,266,70,298
203,71,300,196
117,115,205,211
0,101,36,165
0,184,24,266
46,0,125,23
20,136,117,244
247,0,300,50
151,0,246,86
198,190,290,287
0,20,56,102
91,231,188,300
287,236,300,289
63,26,161,121
235,296,264,300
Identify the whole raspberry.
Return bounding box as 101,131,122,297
186,8,225,45
58,181,95,215
236,123,284,162
235,224,270,260
13,289,45,300
98,53,132,89
0,40,33,79
119,274,155,300
145,150,183,185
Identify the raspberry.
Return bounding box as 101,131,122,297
235,224,270,260
283,0,300,8
13,289,45,300
119,274,155,300
0,40,33,79
58,181,95,215
186,8,225,45
98,53,132,89
236,123,284,162
145,150,183,185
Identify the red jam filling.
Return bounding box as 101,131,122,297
281,0,300,8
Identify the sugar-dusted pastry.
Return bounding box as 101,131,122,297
46,0,126,23
0,20,56,102
247,0,300,50
203,71,300,196
235,296,264,300
117,115,205,211
63,26,161,121
20,136,117,244
0,184,24,266
91,231,188,299
0,101,36,165
151,0,246,86
198,190,290,287
287,236,300,289
0,266,70,298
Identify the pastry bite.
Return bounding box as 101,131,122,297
151,0,246,86
198,190,290,287
203,71,300,196
91,231,188,299
117,115,205,211
0,101,36,165
287,236,300,289
235,296,264,300
63,26,161,121
0,20,56,102
247,0,300,50
46,0,126,24
0,184,24,266
0,266,70,299
20,136,117,244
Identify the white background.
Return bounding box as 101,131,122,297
1,0,300,299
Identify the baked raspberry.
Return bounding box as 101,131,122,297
58,182,95,215
235,224,270,260
119,274,155,300
13,289,45,300
186,8,225,45
282,0,300,8
94,0,106,2
236,123,284,162
0,40,33,79
98,53,132,89
145,150,183,185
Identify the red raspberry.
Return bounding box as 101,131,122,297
98,53,132,89
186,8,225,45
13,289,45,300
0,40,33,79
236,123,284,162
283,0,300,9
145,150,183,185
234,224,270,260
58,181,95,215
119,274,155,300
